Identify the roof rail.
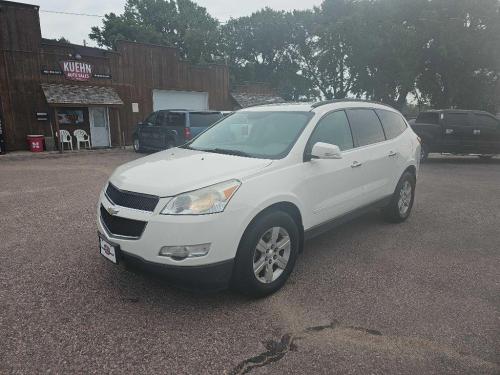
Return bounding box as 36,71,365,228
311,99,395,109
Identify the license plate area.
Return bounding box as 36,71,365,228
99,234,119,264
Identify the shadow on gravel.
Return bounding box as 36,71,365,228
425,156,500,165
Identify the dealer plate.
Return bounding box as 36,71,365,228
99,236,118,264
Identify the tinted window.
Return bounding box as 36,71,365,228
416,112,439,124
308,111,353,152
475,113,499,129
159,112,185,127
376,109,407,139
347,109,386,146
187,111,313,159
190,112,222,127
446,113,469,126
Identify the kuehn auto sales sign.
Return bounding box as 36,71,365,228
60,61,93,81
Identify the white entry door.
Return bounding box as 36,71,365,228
89,107,110,148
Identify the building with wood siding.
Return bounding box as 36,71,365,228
0,0,231,151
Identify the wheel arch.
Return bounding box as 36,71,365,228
240,201,305,254
404,165,417,178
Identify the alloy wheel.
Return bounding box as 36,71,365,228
398,180,412,216
253,227,291,284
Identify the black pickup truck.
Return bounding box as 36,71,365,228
411,110,500,161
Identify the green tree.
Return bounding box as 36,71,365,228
416,0,500,111
221,8,317,100
90,0,221,63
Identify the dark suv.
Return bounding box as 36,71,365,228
132,110,223,152
411,110,500,161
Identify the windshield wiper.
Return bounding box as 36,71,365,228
202,148,252,157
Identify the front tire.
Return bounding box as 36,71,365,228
420,143,429,162
133,137,142,153
231,210,299,297
383,171,416,223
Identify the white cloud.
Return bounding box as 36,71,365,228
15,0,322,46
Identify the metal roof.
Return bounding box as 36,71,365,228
41,83,124,106
231,92,286,108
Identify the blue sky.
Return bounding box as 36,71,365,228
17,0,322,46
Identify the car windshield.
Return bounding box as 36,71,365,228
184,111,313,159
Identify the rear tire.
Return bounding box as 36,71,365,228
231,210,299,297
383,172,416,223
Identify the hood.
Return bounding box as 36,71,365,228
110,148,273,197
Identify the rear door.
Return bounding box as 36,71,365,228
471,112,500,153
376,109,409,186
298,110,359,226
162,111,186,146
442,112,470,152
188,112,223,138
346,108,393,205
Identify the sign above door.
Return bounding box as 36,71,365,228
60,60,93,81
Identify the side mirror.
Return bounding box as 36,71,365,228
311,142,342,160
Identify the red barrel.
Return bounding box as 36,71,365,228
26,135,45,152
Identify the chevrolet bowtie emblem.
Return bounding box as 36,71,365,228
106,206,119,216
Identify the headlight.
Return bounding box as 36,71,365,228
161,180,241,215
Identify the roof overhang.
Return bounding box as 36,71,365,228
41,83,124,107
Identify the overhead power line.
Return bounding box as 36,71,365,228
40,10,104,18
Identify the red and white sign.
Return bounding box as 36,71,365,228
60,60,93,81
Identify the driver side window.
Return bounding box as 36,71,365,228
144,112,157,126
308,110,354,153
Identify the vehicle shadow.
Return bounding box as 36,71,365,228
103,210,384,309
425,155,500,165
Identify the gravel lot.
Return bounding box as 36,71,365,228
1,150,499,374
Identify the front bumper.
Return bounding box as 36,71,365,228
97,188,249,280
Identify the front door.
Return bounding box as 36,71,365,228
297,110,362,227
89,107,110,148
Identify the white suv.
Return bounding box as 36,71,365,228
98,100,420,296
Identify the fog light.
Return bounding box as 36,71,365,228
159,243,211,260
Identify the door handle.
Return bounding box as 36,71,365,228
351,161,363,168
473,129,481,135
388,151,397,157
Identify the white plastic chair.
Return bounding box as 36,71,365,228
57,129,73,151
73,129,91,150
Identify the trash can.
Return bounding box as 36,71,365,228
27,135,45,152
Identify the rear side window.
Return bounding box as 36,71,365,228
416,112,439,124
475,113,499,129
346,109,386,147
446,113,469,126
308,111,353,152
376,109,407,139
161,112,185,127
190,112,222,127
